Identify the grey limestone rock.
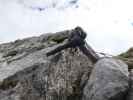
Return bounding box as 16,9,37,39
126,69,133,100
0,28,95,100
0,27,130,100
83,58,129,100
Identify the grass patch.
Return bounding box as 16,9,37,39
48,34,68,43
118,47,133,70
3,50,18,57
0,79,18,90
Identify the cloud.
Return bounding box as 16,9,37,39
0,0,133,55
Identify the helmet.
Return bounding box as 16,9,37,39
75,26,87,39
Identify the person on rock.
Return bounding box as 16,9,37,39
46,26,99,63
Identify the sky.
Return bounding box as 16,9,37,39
0,0,133,55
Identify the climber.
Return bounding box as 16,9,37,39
46,26,99,63
46,26,86,55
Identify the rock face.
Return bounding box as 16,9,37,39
0,27,131,100
0,28,95,100
126,70,133,100
83,58,129,100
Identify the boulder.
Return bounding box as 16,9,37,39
83,58,129,100
0,28,96,100
118,47,133,70
126,70,133,100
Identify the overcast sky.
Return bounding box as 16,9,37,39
0,0,133,55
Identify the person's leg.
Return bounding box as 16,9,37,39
79,45,99,63
46,42,73,56
46,36,85,56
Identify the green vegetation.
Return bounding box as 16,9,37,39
48,34,68,43
0,79,18,90
119,48,133,58
3,50,18,57
118,47,133,70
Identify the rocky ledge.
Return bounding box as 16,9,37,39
0,27,132,100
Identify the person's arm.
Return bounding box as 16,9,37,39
46,36,84,56
46,41,73,57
